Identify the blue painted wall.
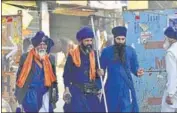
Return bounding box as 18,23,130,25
123,9,177,112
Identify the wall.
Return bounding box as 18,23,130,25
123,9,177,112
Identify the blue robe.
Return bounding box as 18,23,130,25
22,62,53,112
15,53,58,112
100,45,139,112
63,49,104,112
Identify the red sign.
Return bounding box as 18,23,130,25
135,15,140,20
6,17,13,23
148,97,162,105
144,41,164,49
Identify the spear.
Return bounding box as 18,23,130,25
90,15,108,112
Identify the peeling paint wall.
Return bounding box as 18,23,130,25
123,9,177,112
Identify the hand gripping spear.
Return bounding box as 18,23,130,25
90,15,108,112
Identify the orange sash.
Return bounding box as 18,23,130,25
16,49,56,88
69,46,96,80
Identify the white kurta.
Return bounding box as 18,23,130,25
161,42,177,112
39,91,50,112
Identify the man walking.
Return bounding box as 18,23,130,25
63,26,104,112
161,27,177,112
15,31,58,112
100,26,144,112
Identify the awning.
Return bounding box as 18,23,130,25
127,1,148,10
2,1,36,7
2,3,33,29
53,7,95,16
89,1,127,10
56,1,88,6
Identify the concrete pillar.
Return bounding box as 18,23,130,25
40,2,50,37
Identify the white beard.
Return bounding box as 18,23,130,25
38,50,47,58
163,38,170,50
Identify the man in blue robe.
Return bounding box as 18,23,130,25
100,26,144,112
63,26,104,112
15,31,59,112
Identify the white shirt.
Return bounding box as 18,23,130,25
166,42,177,97
165,42,177,108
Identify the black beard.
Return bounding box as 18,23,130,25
81,43,93,54
114,41,126,63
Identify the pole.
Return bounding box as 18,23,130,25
90,15,108,113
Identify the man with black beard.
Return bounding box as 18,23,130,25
62,26,104,112
99,26,144,112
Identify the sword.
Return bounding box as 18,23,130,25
90,15,108,113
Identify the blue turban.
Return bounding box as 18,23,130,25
76,26,94,41
31,31,48,47
164,27,177,40
43,37,54,53
112,26,127,38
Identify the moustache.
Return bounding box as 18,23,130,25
81,44,93,54
115,42,125,48
36,49,47,56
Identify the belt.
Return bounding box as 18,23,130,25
71,82,99,95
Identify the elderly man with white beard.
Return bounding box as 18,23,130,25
161,27,177,112
15,31,58,112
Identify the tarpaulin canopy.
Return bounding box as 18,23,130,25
2,1,36,7
53,7,95,16
2,3,33,29
56,1,88,6
127,1,148,10
89,1,127,10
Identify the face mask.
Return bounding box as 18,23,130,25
163,38,170,50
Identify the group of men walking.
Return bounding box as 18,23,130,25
15,24,177,112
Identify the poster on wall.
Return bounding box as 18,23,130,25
167,14,177,31
139,23,152,44
2,14,22,111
